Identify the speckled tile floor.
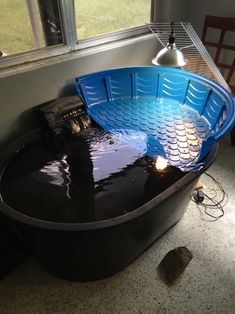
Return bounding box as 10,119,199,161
0,144,234,314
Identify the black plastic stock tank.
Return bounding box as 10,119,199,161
0,129,218,281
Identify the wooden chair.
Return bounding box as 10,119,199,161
201,15,235,144
202,15,235,92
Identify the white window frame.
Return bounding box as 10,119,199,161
0,0,156,70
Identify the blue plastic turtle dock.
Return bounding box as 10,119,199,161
76,66,235,172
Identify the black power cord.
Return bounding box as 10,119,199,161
192,172,227,220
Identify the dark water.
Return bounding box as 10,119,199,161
0,127,186,223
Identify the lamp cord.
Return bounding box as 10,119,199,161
192,172,227,220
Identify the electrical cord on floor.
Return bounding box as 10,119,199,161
192,172,228,220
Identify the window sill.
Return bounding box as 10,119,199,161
0,33,154,79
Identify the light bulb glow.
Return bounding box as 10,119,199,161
155,156,168,171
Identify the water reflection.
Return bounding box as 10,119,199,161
1,127,186,223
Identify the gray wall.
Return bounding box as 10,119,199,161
187,0,235,36
152,0,189,23
154,0,235,34
0,36,158,149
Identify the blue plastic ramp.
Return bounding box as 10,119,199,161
76,66,235,171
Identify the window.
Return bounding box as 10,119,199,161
0,0,63,57
74,0,150,40
0,0,152,67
